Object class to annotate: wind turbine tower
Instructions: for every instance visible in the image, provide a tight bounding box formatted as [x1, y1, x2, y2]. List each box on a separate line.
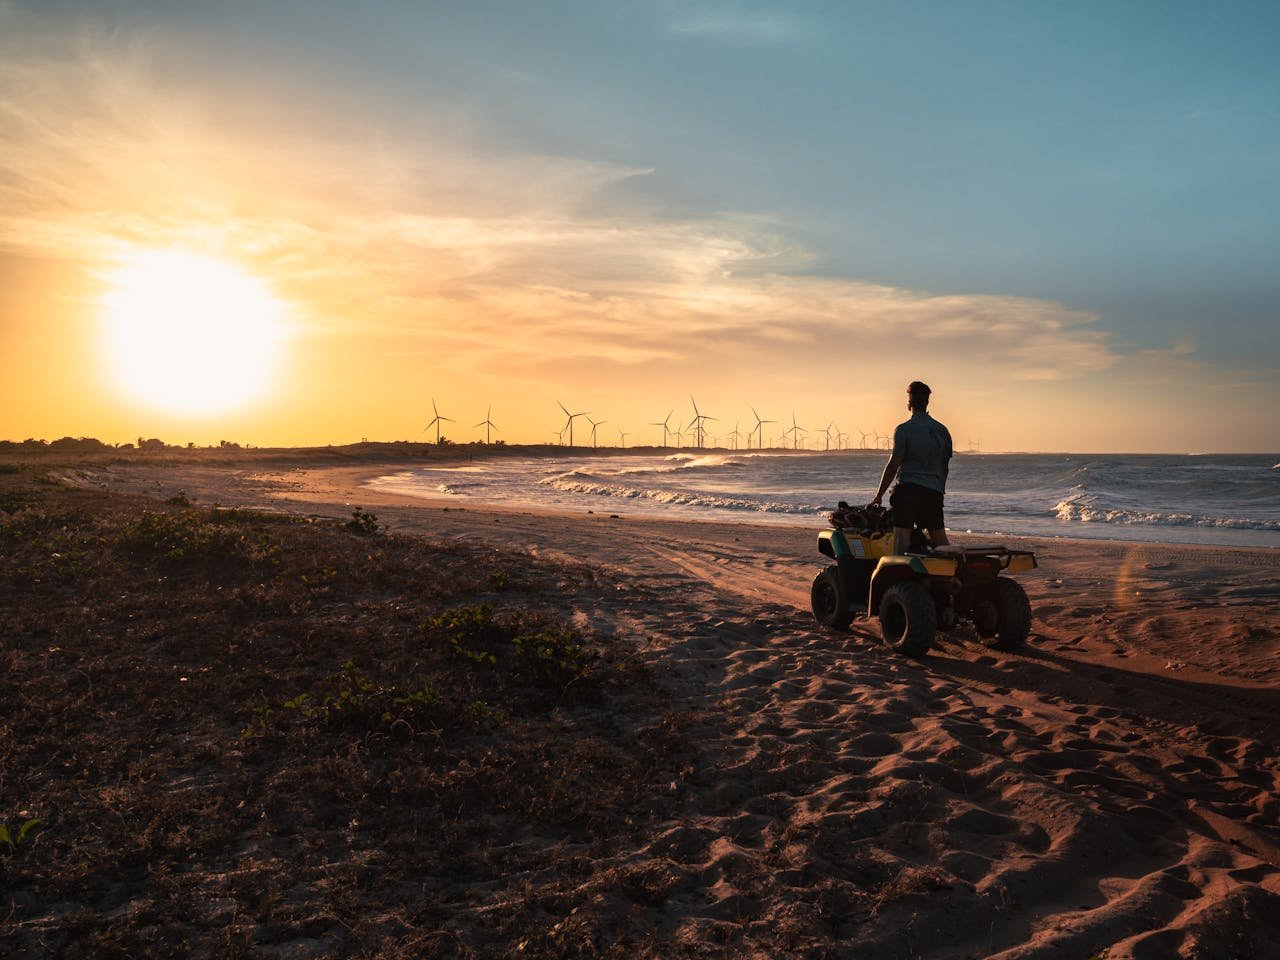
[727, 421, 744, 450]
[784, 413, 805, 450]
[650, 410, 673, 447]
[587, 416, 607, 448]
[751, 408, 776, 450]
[474, 405, 499, 444]
[688, 396, 716, 449]
[557, 401, 589, 448]
[424, 398, 454, 444]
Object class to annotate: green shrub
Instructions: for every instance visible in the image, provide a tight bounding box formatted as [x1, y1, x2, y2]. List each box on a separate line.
[273, 660, 443, 733]
[513, 626, 587, 685]
[425, 604, 504, 666]
[116, 509, 282, 570]
[346, 507, 380, 535]
[116, 510, 244, 567]
[0, 818, 41, 854]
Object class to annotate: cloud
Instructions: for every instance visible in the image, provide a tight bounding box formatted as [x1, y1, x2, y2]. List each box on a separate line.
[0, 6, 1119, 391]
[664, 1, 804, 44]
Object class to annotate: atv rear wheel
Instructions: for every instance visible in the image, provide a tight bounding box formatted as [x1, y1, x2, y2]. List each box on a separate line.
[879, 580, 935, 656]
[811, 565, 853, 630]
[984, 577, 1031, 650]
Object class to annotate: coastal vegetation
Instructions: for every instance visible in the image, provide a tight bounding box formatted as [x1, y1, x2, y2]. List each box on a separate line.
[0, 462, 688, 957]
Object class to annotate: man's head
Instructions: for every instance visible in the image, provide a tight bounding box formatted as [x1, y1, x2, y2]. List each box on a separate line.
[907, 380, 931, 411]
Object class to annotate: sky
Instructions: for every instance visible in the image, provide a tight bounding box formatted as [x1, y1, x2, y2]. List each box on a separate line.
[1, 0, 1277, 452]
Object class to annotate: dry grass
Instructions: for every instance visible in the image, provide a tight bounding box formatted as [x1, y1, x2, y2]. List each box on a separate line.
[0, 464, 691, 958]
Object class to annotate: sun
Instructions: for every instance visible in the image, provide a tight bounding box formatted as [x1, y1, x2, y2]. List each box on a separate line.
[101, 250, 285, 415]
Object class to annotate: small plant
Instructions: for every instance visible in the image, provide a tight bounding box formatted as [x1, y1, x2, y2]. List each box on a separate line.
[241, 702, 274, 739]
[513, 625, 588, 685]
[1, 817, 41, 853]
[464, 699, 508, 726]
[271, 660, 443, 732]
[300, 564, 340, 594]
[425, 604, 503, 666]
[117, 510, 243, 567]
[346, 507, 380, 535]
[485, 569, 510, 591]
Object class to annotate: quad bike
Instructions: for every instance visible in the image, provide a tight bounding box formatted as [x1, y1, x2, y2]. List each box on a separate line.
[810, 502, 1037, 657]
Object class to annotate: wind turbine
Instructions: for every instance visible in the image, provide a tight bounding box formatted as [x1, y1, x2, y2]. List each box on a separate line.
[857, 427, 873, 450]
[558, 401, 588, 448]
[727, 421, 744, 450]
[783, 413, 805, 450]
[688, 396, 716, 449]
[650, 410, 673, 447]
[474, 405, 499, 444]
[587, 416, 607, 448]
[831, 422, 845, 450]
[672, 426, 685, 448]
[424, 398, 454, 444]
[822, 420, 835, 451]
[751, 408, 775, 450]
[618, 427, 630, 448]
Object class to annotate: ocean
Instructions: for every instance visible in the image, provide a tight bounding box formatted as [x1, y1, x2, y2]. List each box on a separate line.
[367, 451, 1280, 549]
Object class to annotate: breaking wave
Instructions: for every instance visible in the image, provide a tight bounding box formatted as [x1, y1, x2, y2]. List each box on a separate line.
[602, 453, 748, 477]
[1053, 493, 1280, 531]
[540, 473, 822, 516]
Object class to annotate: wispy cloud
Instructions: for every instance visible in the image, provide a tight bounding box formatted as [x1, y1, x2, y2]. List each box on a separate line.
[0, 7, 1119, 393]
[664, 1, 804, 44]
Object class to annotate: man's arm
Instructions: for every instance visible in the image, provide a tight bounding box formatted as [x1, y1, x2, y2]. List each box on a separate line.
[871, 455, 902, 505]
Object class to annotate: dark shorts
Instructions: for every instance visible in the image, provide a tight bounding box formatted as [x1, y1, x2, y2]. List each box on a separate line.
[890, 482, 945, 531]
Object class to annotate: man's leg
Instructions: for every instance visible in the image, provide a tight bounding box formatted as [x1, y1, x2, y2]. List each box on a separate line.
[893, 526, 912, 554]
[927, 527, 952, 549]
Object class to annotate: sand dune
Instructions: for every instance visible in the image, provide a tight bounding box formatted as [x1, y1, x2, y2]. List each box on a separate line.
[57, 459, 1280, 957]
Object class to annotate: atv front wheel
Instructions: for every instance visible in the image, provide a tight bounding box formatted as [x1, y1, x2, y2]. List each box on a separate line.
[984, 577, 1032, 650]
[811, 565, 853, 630]
[879, 580, 935, 656]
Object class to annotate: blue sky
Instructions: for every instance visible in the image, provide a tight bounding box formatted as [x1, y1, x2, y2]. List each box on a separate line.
[2, 0, 1277, 449]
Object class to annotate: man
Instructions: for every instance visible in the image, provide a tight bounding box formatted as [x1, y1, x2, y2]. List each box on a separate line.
[871, 381, 953, 554]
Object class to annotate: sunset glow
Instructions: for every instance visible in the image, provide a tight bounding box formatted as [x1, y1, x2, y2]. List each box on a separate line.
[0, 2, 1276, 451]
[100, 251, 284, 415]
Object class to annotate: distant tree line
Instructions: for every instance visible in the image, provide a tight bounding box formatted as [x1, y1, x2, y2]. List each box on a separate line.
[0, 437, 189, 452]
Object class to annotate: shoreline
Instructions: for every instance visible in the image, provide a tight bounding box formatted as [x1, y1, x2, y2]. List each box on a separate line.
[40, 453, 1280, 556]
[11, 444, 1278, 550]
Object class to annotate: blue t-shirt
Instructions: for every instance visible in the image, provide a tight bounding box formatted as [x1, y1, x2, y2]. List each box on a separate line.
[892, 411, 953, 494]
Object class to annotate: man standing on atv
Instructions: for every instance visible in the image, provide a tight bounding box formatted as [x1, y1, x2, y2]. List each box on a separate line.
[871, 381, 953, 554]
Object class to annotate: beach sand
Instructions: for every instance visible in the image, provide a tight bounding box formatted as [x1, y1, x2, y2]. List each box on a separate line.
[34, 455, 1280, 956]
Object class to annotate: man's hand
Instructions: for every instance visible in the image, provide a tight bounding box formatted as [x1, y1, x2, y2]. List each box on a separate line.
[875, 454, 902, 510]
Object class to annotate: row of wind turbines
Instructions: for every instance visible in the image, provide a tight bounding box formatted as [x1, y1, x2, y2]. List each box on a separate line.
[425, 397, 903, 451]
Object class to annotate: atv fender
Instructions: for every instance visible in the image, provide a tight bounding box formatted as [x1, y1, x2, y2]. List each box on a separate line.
[868, 555, 959, 612]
